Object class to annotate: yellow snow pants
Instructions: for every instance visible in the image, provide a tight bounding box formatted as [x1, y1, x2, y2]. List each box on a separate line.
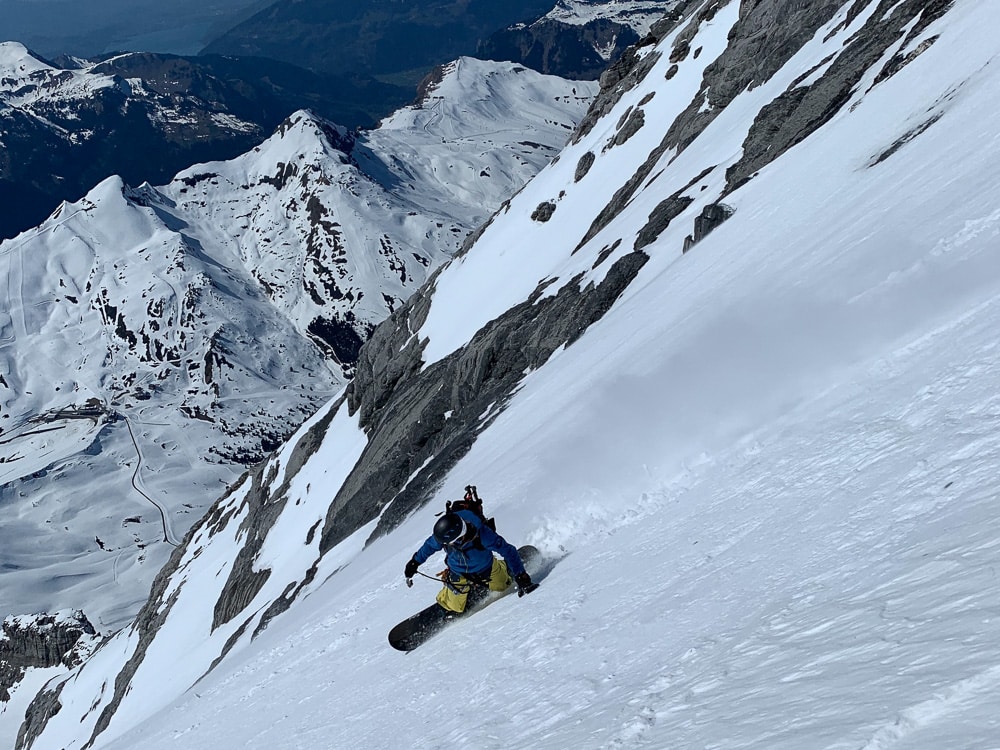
[436, 557, 512, 613]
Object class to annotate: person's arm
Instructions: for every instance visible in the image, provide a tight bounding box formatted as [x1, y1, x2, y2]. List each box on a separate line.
[406, 535, 443, 578]
[478, 525, 526, 578]
[413, 535, 443, 565]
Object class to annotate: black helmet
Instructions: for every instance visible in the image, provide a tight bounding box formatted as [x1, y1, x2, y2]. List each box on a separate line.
[433, 513, 467, 546]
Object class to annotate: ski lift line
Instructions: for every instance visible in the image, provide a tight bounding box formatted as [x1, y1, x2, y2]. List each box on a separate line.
[122, 414, 180, 548]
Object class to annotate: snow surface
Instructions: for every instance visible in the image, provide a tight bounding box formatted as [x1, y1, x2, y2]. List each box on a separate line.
[9, 0, 1000, 748]
[0, 43, 51, 78]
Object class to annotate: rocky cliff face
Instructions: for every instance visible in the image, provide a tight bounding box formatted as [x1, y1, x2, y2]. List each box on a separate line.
[319, 249, 650, 553]
[478, 18, 641, 80]
[576, 0, 950, 252]
[0, 612, 98, 702]
[720, 0, 953, 193]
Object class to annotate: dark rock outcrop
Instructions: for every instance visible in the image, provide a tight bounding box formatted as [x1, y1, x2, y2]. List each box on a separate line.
[611, 107, 647, 149]
[478, 18, 641, 80]
[575, 151, 597, 182]
[683, 202, 735, 252]
[531, 201, 558, 222]
[635, 195, 694, 250]
[14, 682, 64, 750]
[1, 611, 97, 702]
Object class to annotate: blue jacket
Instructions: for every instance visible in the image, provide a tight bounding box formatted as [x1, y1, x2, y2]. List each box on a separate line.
[413, 510, 526, 578]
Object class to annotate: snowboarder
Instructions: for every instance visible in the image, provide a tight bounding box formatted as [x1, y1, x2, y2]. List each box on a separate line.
[404, 505, 539, 614]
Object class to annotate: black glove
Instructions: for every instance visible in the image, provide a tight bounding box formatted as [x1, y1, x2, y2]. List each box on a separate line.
[515, 572, 539, 597]
[404, 558, 419, 579]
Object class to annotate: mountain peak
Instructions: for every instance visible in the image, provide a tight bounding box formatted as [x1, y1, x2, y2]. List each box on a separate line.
[268, 109, 355, 155]
[0, 41, 53, 79]
[0, 40, 35, 60]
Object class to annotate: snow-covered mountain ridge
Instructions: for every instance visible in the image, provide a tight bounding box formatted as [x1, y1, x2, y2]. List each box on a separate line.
[476, 0, 680, 80]
[544, 0, 678, 35]
[0, 42, 121, 109]
[0, 41, 264, 239]
[0, 58, 595, 641]
[8, 0, 1000, 748]
[0, 41, 419, 240]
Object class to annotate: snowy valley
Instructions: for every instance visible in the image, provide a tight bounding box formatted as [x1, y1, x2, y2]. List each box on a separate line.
[5, 0, 1000, 749]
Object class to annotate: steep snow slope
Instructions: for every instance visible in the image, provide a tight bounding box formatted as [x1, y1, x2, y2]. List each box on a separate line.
[0, 59, 595, 632]
[11, 0, 1000, 748]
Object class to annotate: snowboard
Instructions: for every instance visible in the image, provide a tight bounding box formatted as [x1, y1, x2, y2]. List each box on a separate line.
[388, 545, 541, 652]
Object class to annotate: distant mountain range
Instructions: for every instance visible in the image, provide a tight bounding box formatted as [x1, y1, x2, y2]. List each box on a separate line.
[477, 0, 681, 79]
[203, 0, 677, 83]
[1, 3, 678, 240]
[0, 42, 412, 240]
[201, 0, 557, 81]
[478, 17, 641, 80]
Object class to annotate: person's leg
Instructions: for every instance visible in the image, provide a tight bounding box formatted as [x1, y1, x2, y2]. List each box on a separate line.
[436, 573, 470, 613]
[487, 558, 512, 592]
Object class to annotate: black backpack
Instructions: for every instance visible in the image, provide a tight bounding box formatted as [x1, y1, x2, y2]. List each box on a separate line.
[444, 485, 497, 532]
